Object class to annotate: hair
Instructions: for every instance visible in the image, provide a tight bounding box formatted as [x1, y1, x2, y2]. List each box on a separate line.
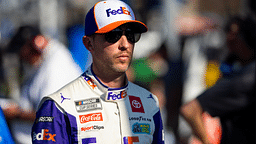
[224, 16, 256, 50]
[7, 25, 41, 53]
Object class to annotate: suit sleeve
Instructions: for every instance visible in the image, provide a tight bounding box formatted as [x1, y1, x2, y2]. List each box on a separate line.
[31, 100, 78, 144]
[152, 110, 165, 144]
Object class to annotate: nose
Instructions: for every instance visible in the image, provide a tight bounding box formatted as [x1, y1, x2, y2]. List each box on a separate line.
[119, 35, 130, 50]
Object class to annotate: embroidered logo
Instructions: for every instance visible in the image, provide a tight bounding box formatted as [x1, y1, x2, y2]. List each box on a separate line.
[132, 123, 150, 134]
[129, 96, 145, 113]
[84, 75, 97, 89]
[32, 129, 56, 142]
[79, 112, 103, 124]
[129, 116, 151, 122]
[60, 93, 70, 103]
[106, 7, 131, 17]
[36, 117, 54, 123]
[81, 125, 104, 132]
[107, 90, 127, 101]
[75, 98, 102, 112]
[147, 94, 156, 102]
[123, 136, 139, 144]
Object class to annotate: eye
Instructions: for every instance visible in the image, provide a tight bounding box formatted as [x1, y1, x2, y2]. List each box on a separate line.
[105, 31, 122, 43]
[125, 31, 135, 43]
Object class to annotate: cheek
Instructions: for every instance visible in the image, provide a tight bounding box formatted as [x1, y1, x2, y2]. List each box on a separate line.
[91, 45, 112, 63]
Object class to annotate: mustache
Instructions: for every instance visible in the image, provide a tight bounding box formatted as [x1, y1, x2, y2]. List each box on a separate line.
[114, 51, 133, 58]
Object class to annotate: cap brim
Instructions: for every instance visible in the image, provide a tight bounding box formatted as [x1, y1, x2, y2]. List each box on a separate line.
[95, 20, 148, 34]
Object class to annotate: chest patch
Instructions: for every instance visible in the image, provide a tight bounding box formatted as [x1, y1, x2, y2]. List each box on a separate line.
[129, 96, 145, 113]
[75, 98, 102, 112]
[132, 123, 151, 134]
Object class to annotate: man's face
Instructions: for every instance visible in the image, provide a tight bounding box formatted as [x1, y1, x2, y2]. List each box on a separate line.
[89, 25, 135, 74]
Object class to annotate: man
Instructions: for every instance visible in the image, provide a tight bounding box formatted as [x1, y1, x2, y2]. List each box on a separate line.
[4, 25, 82, 143]
[180, 16, 255, 144]
[32, 1, 164, 143]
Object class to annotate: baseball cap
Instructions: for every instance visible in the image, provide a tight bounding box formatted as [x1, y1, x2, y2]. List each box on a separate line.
[84, 0, 148, 36]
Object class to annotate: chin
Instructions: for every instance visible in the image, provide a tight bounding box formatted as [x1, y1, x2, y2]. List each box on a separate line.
[113, 64, 129, 73]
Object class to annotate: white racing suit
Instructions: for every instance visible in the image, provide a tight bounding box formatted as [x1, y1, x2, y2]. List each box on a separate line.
[32, 66, 164, 144]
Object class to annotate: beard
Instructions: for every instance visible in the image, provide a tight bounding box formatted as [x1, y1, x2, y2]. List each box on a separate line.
[112, 60, 131, 73]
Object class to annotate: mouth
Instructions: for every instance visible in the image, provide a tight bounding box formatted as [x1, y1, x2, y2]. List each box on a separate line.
[117, 54, 130, 61]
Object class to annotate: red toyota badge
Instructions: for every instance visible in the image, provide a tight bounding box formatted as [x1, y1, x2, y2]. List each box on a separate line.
[129, 96, 145, 113]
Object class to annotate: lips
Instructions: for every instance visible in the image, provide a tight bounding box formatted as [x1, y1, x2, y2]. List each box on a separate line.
[118, 54, 129, 58]
[117, 54, 130, 60]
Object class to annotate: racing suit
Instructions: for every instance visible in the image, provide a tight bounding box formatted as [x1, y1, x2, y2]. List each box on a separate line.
[32, 66, 164, 144]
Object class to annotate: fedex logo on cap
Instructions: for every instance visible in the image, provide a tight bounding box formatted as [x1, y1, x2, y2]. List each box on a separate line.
[106, 7, 131, 17]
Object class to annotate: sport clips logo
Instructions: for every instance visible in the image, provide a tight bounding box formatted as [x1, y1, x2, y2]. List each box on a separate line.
[81, 125, 104, 132]
[106, 7, 131, 17]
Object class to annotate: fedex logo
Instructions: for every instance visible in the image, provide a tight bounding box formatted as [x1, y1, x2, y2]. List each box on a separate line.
[123, 136, 139, 144]
[33, 129, 56, 142]
[106, 7, 131, 17]
[107, 90, 127, 100]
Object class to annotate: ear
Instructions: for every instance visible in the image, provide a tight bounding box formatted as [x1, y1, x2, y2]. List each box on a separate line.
[83, 36, 93, 51]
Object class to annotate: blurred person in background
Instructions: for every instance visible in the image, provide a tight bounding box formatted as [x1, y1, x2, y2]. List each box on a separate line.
[180, 15, 255, 144]
[3, 25, 82, 143]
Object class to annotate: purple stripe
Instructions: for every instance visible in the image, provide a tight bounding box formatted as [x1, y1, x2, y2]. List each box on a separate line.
[82, 137, 96, 144]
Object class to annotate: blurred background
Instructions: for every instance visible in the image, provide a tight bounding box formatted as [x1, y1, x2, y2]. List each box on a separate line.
[0, 0, 255, 143]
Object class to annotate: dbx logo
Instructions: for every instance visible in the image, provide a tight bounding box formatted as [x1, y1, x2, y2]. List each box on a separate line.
[106, 7, 131, 17]
[107, 90, 127, 100]
[33, 129, 56, 142]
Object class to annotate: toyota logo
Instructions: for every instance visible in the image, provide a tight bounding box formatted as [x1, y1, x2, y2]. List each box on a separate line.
[132, 100, 141, 108]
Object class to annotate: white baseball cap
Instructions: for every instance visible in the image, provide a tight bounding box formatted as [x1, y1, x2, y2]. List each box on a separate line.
[84, 0, 148, 36]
